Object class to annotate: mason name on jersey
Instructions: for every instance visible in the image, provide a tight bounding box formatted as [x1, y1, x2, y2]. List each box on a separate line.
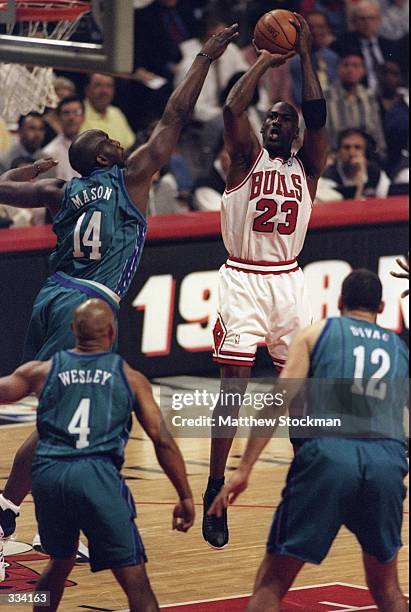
[250, 169, 303, 202]
[58, 368, 113, 386]
[70, 185, 114, 209]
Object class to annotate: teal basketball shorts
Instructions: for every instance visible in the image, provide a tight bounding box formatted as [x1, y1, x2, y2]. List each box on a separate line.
[267, 438, 408, 564]
[22, 277, 119, 362]
[32, 456, 147, 572]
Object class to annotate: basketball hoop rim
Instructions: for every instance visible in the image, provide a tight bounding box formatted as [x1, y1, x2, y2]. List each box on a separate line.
[0, 1, 91, 22]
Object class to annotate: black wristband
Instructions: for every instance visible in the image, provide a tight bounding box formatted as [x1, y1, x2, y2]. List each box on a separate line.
[197, 52, 213, 63]
[301, 99, 327, 129]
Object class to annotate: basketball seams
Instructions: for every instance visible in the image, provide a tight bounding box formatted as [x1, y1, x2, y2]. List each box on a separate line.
[255, 9, 297, 54]
[256, 21, 291, 53]
[272, 15, 296, 48]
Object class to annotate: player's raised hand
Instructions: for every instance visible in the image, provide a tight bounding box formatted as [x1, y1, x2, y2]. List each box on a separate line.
[252, 41, 296, 68]
[291, 13, 312, 56]
[172, 498, 195, 532]
[33, 158, 59, 175]
[208, 468, 250, 518]
[390, 254, 409, 298]
[200, 23, 239, 61]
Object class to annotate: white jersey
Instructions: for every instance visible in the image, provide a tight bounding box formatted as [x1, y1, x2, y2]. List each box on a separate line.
[221, 148, 312, 263]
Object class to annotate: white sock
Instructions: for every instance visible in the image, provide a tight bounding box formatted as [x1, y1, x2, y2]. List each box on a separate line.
[0, 494, 20, 516]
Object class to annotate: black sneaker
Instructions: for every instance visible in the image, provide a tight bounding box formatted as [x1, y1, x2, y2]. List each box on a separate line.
[0, 508, 17, 582]
[202, 488, 229, 549]
[0, 507, 17, 539]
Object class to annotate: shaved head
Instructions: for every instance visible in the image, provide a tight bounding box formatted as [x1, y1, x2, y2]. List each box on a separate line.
[72, 299, 115, 344]
[269, 102, 299, 126]
[68, 129, 107, 176]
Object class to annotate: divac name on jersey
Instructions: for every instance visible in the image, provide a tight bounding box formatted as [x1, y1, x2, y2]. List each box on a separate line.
[58, 369, 113, 386]
[350, 325, 390, 342]
[70, 185, 113, 209]
[250, 170, 303, 202]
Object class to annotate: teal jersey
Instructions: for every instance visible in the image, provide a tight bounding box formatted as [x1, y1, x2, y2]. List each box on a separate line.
[35, 350, 135, 463]
[308, 316, 409, 439]
[50, 165, 147, 297]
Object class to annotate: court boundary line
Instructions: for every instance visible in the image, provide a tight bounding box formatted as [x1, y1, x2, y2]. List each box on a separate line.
[0, 422, 35, 429]
[159, 582, 391, 608]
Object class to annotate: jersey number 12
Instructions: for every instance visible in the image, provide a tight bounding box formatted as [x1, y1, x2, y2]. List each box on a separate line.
[351, 346, 391, 400]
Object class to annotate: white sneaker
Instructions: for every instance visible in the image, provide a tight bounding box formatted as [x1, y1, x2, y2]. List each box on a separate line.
[32, 533, 89, 562]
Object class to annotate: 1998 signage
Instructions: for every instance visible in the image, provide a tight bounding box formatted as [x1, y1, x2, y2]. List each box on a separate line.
[118, 223, 408, 377]
[0, 217, 408, 377]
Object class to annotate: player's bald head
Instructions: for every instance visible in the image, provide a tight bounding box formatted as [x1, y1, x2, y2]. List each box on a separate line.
[269, 102, 299, 127]
[72, 299, 115, 343]
[69, 129, 107, 176]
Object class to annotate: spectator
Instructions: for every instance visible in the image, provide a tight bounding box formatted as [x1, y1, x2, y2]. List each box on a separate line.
[0, 113, 46, 173]
[324, 53, 386, 154]
[289, 11, 339, 106]
[43, 96, 84, 181]
[377, 0, 409, 41]
[331, 0, 401, 91]
[175, 14, 249, 125]
[43, 77, 78, 145]
[53, 76, 76, 100]
[377, 61, 409, 177]
[308, 0, 346, 36]
[193, 137, 229, 211]
[148, 167, 189, 215]
[322, 128, 391, 198]
[175, 12, 249, 177]
[119, 0, 199, 132]
[81, 73, 135, 150]
[134, 0, 196, 80]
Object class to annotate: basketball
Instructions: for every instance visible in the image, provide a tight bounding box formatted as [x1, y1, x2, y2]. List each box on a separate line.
[254, 9, 297, 55]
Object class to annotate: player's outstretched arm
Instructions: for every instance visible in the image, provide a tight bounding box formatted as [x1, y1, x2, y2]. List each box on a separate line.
[293, 13, 328, 200]
[0, 361, 49, 403]
[127, 367, 195, 532]
[124, 24, 239, 211]
[0, 159, 64, 216]
[224, 47, 294, 187]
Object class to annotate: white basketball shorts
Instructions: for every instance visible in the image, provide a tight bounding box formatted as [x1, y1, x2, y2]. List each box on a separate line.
[212, 257, 312, 369]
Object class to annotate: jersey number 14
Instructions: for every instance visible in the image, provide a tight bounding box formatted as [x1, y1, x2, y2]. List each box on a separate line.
[73, 211, 102, 260]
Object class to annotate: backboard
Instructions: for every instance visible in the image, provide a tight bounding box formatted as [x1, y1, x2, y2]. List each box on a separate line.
[0, 0, 134, 74]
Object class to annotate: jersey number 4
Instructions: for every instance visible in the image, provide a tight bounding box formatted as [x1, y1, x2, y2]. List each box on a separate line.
[68, 398, 91, 449]
[252, 199, 298, 234]
[73, 211, 102, 260]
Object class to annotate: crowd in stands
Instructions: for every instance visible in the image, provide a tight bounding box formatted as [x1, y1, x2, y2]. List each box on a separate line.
[0, 0, 409, 226]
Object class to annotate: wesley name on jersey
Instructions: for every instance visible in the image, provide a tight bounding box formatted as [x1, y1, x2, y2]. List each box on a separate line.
[58, 368, 112, 386]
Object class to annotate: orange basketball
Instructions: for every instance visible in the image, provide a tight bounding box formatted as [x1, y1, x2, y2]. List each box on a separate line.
[254, 9, 297, 55]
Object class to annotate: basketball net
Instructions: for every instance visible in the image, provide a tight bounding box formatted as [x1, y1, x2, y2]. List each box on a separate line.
[0, 1, 91, 123]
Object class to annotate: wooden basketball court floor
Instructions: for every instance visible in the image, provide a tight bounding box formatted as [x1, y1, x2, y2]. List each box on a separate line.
[0, 412, 408, 611]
